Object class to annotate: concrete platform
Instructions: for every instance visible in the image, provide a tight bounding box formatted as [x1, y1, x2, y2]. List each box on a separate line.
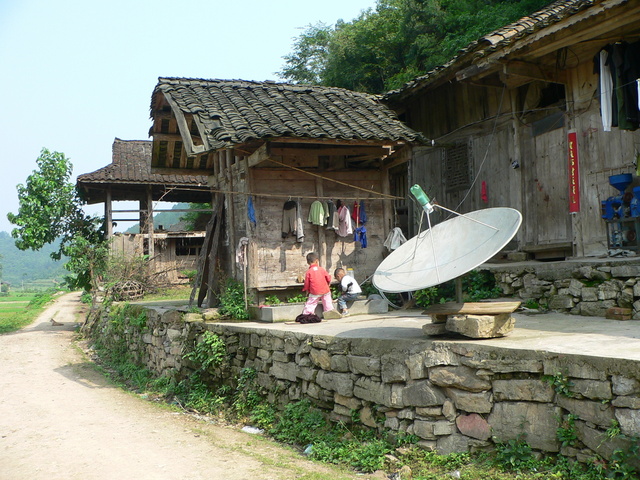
[215, 309, 640, 362]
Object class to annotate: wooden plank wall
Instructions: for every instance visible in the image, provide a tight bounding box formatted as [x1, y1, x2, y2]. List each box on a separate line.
[568, 61, 640, 255]
[405, 59, 640, 256]
[248, 169, 388, 289]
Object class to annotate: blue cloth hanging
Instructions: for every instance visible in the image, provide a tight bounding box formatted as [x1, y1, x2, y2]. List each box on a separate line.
[354, 226, 367, 248]
[359, 201, 367, 224]
[247, 196, 257, 226]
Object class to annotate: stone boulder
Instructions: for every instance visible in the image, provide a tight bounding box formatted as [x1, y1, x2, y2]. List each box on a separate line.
[445, 314, 515, 338]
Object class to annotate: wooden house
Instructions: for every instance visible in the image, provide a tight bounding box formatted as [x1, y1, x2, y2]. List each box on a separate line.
[149, 78, 425, 304]
[384, 0, 640, 259]
[77, 138, 212, 284]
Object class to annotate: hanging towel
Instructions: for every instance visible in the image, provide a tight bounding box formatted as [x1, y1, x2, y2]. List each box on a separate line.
[481, 181, 488, 203]
[384, 227, 407, 251]
[235, 237, 249, 269]
[295, 199, 304, 243]
[247, 196, 257, 227]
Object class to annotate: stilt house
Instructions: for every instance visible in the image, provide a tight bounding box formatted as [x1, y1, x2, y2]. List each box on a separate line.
[149, 78, 425, 304]
[77, 138, 212, 284]
[384, 0, 640, 259]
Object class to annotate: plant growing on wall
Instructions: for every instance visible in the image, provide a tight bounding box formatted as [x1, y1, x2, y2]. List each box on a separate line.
[182, 331, 226, 374]
[218, 279, 249, 319]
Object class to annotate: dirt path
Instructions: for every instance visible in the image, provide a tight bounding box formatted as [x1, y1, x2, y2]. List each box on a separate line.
[0, 292, 362, 480]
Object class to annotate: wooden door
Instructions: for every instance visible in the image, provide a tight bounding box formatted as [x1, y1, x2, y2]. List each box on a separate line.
[523, 127, 572, 251]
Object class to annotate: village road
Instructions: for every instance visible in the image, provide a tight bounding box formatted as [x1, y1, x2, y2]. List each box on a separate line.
[0, 292, 360, 480]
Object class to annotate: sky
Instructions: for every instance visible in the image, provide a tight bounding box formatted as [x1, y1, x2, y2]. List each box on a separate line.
[0, 0, 377, 233]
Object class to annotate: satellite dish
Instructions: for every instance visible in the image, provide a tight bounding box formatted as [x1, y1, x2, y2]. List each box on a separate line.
[373, 207, 522, 293]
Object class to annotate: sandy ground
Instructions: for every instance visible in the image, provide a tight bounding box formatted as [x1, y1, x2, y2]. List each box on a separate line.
[0, 292, 363, 480]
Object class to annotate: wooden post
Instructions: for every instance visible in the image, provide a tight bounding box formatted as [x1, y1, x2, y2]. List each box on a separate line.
[455, 277, 463, 303]
[146, 186, 155, 260]
[315, 176, 326, 267]
[105, 188, 113, 239]
[381, 167, 392, 237]
[190, 192, 223, 308]
[226, 149, 237, 278]
[205, 195, 224, 308]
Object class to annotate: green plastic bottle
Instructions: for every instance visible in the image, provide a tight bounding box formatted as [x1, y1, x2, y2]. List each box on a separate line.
[410, 184, 434, 214]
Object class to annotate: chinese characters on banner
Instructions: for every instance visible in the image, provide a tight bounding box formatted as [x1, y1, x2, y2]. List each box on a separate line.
[568, 131, 580, 213]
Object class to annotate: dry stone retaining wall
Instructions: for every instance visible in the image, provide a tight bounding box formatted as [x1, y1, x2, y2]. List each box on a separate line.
[88, 304, 640, 464]
[487, 261, 640, 319]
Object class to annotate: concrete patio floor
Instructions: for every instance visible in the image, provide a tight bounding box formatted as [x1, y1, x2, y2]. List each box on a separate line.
[213, 309, 640, 362]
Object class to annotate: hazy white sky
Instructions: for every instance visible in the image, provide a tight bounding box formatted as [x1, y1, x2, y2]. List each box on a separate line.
[0, 0, 376, 233]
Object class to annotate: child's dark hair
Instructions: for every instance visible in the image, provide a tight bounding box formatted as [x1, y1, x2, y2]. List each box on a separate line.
[306, 252, 319, 264]
[334, 268, 345, 277]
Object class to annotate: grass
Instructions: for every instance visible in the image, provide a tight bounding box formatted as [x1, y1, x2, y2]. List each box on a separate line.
[142, 285, 192, 302]
[0, 290, 59, 334]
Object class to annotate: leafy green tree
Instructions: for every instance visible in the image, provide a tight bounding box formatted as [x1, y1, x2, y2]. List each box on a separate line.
[280, 0, 552, 93]
[7, 148, 106, 290]
[180, 203, 212, 231]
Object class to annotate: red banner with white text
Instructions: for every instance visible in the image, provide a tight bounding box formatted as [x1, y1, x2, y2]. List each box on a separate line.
[568, 130, 580, 213]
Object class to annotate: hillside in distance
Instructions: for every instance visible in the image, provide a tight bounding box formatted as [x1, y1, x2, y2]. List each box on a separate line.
[0, 231, 67, 287]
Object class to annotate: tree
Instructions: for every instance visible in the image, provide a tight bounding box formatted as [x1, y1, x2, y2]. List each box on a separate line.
[7, 148, 106, 290]
[279, 0, 552, 93]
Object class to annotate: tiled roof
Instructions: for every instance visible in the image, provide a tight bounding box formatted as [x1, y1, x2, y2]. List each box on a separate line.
[385, 0, 601, 99]
[152, 78, 426, 151]
[77, 138, 208, 185]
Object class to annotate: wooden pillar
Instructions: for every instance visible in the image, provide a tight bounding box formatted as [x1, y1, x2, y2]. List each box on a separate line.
[146, 186, 155, 259]
[226, 149, 237, 278]
[381, 167, 392, 237]
[315, 176, 326, 267]
[105, 188, 113, 239]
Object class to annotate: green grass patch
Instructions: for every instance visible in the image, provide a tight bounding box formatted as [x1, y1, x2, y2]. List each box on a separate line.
[0, 290, 60, 334]
[141, 285, 191, 301]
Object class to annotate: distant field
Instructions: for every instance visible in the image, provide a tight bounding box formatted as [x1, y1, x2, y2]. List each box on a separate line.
[0, 292, 50, 334]
[0, 293, 38, 303]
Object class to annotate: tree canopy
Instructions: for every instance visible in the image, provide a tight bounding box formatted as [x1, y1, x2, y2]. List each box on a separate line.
[279, 0, 552, 93]
[7, 148, 105, 290]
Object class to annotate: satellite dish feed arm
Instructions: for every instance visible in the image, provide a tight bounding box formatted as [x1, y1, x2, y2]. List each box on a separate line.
[433, 203, 499, 231]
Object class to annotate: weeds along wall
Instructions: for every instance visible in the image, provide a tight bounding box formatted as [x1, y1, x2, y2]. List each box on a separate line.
[86, 303, 640, 465]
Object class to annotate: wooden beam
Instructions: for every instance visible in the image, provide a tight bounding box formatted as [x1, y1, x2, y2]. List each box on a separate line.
[151, 133, 186, 142]
[274, 137, 396, 147]
[500, 60, 567, 86]
[423, 301, 521, 315]
[162, 93, 206, 157]
[150, 167, 212, 176]
[270, 146, 390, 158]
[247, 143, 270, 168]
[456, 63, 492, 82]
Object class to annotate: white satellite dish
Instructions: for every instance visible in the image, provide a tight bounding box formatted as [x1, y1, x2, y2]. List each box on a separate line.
[373, 207, 522, 293]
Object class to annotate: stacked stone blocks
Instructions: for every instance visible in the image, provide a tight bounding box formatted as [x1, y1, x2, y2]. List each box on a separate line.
[89, 305, 640, 464]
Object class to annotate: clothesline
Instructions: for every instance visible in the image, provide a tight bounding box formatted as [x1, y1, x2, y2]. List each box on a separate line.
[157, 185, 405, 201]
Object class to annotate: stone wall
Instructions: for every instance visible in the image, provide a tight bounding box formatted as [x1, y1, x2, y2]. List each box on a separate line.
[87, 304, 640, 464]
[486, 260, 640, 319]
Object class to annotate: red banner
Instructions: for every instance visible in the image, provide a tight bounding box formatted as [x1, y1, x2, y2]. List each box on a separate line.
[568, 131, 580, 213]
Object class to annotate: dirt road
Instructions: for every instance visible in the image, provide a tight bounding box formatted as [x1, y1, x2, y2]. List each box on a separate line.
[0, 292, 361, 480]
